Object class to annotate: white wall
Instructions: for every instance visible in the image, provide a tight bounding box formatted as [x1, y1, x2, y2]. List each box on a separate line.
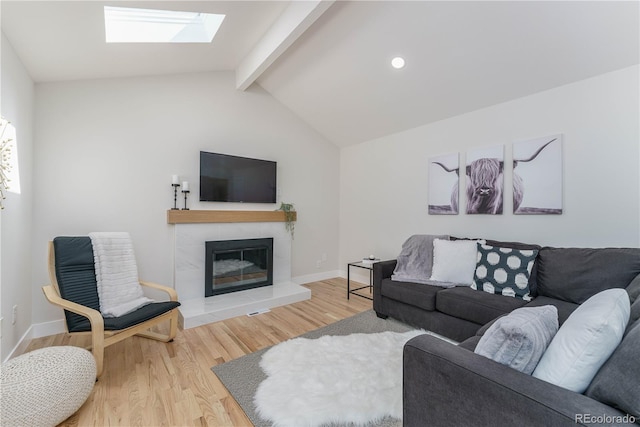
[32, 71, 340, 327]
[339, 66, 640, 269]
[0, 33, 35, 360]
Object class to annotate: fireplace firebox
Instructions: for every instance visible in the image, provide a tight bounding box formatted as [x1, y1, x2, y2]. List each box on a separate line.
[205, 238, 273, 297]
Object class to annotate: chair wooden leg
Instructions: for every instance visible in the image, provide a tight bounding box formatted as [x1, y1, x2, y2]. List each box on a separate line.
[168, 311, 178, 340]
[135, 330, 173, 342]
[134, 310, 179, 342]
[91, 329, 105, 378]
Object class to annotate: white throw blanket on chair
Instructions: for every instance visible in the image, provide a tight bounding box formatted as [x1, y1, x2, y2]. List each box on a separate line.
[89, 232, 153, 318]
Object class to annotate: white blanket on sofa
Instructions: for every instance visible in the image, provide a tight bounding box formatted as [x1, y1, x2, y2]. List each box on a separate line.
[89, 232, 153, 318]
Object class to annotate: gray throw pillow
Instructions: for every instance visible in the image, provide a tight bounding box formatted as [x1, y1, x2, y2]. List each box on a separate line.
[474, 305, 558, 374]
[586, 320, 640, 418]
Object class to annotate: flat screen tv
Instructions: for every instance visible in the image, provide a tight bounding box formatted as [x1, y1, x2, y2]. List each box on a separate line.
[200, 151, 277, 203]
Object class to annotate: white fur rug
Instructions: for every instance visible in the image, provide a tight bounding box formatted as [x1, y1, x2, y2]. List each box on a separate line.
[254, 330, 424, 427]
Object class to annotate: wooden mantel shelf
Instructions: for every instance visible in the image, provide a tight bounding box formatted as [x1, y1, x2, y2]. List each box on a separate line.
[167, 210, 297, 224]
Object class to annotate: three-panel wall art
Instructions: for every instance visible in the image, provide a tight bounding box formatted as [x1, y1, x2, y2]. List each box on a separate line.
[428, 135, 563, 215]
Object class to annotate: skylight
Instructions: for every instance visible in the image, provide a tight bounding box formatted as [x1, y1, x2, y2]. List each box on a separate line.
[104, 6, 225, 43]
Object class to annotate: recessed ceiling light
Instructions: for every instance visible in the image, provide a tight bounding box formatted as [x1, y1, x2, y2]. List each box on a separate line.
[391, 57, 405, 69]
[104, 6, 225, 43]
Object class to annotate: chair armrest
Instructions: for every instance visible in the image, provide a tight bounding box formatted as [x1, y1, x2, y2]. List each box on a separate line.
[139, 281, 178, 301]
[403, 334, 628, 427]
[372, 259, 397, 312]
[42, 285, 104, 330]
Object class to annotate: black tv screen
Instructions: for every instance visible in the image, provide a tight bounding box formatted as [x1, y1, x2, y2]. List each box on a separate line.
[200, 151, 277, 203]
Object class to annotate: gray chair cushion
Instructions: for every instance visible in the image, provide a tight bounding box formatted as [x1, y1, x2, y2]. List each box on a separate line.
[68, 301, 181, 333]
[53, 237, 101, 331]
[585, 320, 640, 418]
[436, 287, 527, 325]
[536, 247, 640, 304]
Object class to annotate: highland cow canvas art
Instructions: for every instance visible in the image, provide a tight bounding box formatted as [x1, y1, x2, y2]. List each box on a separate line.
[428, 153, 459, 215]
[512, 135, 563, 214]
[464, 145, 505, 215]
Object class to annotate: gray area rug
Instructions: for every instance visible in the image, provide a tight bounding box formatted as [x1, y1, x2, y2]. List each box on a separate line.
[211, 310, 418, 427]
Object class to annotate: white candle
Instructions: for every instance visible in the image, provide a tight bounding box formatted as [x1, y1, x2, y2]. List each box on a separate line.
[182, 181, 189, 192]
[172, 175, 179, 185]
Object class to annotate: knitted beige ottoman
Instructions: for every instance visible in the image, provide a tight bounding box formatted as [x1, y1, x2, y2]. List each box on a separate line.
[1, 346, 96, 427]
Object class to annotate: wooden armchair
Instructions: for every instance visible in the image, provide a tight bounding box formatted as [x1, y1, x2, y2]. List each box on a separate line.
[42, 237, 180, 377]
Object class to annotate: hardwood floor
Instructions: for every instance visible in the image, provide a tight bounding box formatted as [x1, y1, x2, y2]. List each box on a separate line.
[24, 278, 373, 427]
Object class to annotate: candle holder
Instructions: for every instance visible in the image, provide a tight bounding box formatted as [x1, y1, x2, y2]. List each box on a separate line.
[171, 184, 180, 210]
[182, 190, 190, 210]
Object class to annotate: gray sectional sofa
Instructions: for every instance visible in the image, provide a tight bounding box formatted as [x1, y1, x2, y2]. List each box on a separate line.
[372, 238, 640, 426]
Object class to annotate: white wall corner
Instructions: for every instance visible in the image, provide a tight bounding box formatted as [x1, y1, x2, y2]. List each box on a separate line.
[3, 325, 34, 362]
[292, 269, 342, 285]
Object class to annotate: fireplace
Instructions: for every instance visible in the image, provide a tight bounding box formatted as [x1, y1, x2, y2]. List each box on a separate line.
[205, 238, 274, 297]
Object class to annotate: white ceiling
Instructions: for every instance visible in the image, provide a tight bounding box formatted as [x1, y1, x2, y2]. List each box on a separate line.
[2, 1, 639, 147]
[0, 1, 289, 81]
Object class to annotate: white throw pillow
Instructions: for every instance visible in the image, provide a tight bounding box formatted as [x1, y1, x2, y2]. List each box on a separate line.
[430, 239, 483, 285]
[532, 288, 630, 393]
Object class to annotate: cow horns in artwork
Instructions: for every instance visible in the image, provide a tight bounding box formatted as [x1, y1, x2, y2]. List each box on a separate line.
[432, 138, 556, 214]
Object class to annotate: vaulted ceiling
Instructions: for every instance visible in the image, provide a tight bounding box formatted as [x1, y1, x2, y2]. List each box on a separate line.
[2, 1, 639, 147]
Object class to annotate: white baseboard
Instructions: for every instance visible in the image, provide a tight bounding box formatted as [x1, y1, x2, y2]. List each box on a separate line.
[3, 325, 34, 362]
[31, 318, 66, 339]
[292, 270, 342, 285]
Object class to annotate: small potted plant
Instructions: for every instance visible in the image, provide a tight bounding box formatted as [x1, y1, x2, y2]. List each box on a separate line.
[277, 202, 296, 239]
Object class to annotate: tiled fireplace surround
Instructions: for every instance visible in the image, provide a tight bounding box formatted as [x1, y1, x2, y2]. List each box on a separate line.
[170, 211, 311, 329]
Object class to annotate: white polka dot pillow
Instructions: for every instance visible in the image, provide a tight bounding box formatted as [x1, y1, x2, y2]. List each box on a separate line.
[472, 243, 539, 301]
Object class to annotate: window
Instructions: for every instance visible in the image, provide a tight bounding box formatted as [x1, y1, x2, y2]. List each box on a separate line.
[0, 117, 20, 202]
[104, 6, 225, 43]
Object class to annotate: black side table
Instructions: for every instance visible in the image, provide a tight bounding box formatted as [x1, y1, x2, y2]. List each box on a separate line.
[347, 260, 379, 300]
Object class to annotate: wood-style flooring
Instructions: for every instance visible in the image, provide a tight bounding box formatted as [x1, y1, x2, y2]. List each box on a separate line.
[24, 278, 373, 427]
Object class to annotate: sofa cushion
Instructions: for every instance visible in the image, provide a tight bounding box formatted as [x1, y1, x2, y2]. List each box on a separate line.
[627, 272, 640, 304]
[586, 320, 640, 418]
[458, 335, 481, 351]
[627, 298, 640, 336]
[472, 243, 538, 301]
[522, 296, 579, 326]
[536, 247, 640, 304]
[380, 278, 438, 311]
[436, 287, 527, 326]
[431, 239, 483, 285]
[532, 289, 630, 393]
[474, 305, 558, 374]
[475, 295, 577, 336]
